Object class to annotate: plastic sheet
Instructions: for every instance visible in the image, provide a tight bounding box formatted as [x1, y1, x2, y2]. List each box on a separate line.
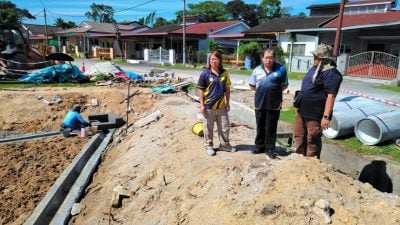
[19, 64, 89, 83]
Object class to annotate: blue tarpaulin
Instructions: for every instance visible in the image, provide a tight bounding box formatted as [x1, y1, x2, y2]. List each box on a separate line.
[125, 71, 144, 80]
[19, 64, 89, 84]
[152, 84, 176, 94]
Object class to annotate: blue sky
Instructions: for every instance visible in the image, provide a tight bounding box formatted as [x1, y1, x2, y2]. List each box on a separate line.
[12, 0, 340, 25]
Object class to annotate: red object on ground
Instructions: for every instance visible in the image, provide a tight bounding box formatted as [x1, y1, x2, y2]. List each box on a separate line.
[116, 72, 129, 79]
[81, 62, 86, 72]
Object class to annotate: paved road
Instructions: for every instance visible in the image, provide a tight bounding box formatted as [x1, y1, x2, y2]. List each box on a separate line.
[73, 58, 400, 108]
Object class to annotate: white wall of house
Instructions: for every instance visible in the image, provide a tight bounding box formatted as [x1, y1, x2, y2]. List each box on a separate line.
[279, 33, 318, 72]
[279, 33, 318, 56]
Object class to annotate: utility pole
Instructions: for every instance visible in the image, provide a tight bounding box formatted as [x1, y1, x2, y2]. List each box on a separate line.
[44, 8, 49, 49]
[182, 0, 186, 65]
[333, 0, 346, 58]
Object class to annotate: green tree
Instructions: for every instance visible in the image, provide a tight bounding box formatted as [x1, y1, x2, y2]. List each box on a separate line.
[54, 18, 76, 29]
[298, 12, 306, 17]
[153, 17, 173, 28]
[85, 3, 115, 23]
[226, 0, 262, 26]
[260, 0, 282, 19]
[186, 1, 227, 22]
[0, 1, 35, 26]
[138, 11, 156, 26]
[207, 39, 223, 53]
[280, 6, 292, 17]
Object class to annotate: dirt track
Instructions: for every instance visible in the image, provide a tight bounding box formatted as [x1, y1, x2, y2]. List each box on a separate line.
[1, 85, 400, 225]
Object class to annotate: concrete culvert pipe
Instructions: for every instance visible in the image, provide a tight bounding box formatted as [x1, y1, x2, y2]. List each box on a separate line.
[355, 111, 400, 145]
[323, 106, 390, 139]
[333, 99, 379, 112]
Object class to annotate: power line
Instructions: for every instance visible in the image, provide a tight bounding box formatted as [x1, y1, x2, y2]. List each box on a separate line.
[45, 9, 87, 18]
[115, 0, 156, 13]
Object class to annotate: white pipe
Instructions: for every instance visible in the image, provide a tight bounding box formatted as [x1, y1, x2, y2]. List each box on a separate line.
[323, 106, 390, 139]
[354, 110, 400, 145]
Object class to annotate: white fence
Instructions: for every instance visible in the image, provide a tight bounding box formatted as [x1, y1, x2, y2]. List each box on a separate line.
[144, 47, 175, 65]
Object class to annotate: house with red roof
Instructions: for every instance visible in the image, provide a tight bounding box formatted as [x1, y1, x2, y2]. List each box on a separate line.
[287, 0, 400, 79]
[130, 20, 249, 63]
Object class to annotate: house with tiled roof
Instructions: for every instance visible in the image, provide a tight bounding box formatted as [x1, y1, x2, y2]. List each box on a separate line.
[56, 21, 149, 58]
[131, 20, 249, 63]
[22, 24, 63, 45]
[287, 0, 400, 79]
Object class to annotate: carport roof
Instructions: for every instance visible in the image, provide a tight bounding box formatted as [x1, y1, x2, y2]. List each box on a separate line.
[171, 21, 239, 34]
[135, 24, 182, 36]
[243, 16, 333, 34]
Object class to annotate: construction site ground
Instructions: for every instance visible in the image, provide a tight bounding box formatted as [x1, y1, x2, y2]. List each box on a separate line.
[1, 83, 400, 225]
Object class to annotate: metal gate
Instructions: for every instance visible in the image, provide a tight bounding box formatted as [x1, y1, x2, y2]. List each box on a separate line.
[149, 47, 169, 64]
[347, 51, 399, 80]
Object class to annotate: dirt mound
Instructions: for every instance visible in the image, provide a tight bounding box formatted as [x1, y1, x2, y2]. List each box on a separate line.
[70, 95, 400, 225]
[0, 86, 159, 225]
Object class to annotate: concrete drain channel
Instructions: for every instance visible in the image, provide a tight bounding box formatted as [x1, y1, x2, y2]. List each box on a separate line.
[0, 112, 124, 225]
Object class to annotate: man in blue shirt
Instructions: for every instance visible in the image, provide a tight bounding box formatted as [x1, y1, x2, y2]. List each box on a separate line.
[249, 48, 288, 158]
[61, 104, 90, 136]
[294, 44, 342, 158]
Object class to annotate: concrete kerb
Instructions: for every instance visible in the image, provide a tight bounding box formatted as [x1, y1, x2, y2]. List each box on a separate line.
[51, 129, 115, 225]
[0, 131, 61, 144]
[23, 130, 114, 225]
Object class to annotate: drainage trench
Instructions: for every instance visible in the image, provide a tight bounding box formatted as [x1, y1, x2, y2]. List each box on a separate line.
[22, 129, 114, 225]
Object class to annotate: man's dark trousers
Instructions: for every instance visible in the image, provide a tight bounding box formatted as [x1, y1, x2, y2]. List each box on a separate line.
[255, 109, 280, 151]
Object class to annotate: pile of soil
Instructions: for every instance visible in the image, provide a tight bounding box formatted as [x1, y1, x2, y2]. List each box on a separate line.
[70, 95, 399, 225]
[1, 85, 399, 225]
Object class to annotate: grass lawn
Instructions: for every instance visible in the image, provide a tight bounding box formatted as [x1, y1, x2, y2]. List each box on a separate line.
[279, 106, 400, 163]
[379, 84, 400, 93]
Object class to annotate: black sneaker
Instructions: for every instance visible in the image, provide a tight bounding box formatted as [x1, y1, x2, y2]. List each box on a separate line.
[251, 148, 264, 154]
[266, 149, 277, 159]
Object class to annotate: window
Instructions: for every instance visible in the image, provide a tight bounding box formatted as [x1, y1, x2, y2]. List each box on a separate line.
[340, 44, 352, 54]
[287, 44, 306, 56]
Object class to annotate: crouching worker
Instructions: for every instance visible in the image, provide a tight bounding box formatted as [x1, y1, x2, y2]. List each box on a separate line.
[60, 104, 90, 137]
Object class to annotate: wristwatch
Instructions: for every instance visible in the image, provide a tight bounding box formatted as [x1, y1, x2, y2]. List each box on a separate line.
[323, 115, 330, 120]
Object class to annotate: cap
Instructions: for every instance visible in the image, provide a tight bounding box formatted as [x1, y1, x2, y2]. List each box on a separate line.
[311, 44, 334, 59]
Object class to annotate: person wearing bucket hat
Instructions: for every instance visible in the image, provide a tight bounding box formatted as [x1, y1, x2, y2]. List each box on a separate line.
[60, 104, 90, 137]
[249, 48, 288, 159]
[294, 43, 342, 158]
[197, 51, 234, 156]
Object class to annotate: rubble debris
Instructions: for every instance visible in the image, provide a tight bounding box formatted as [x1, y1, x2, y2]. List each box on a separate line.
[133, 110, 163, 128]
[95, 80, 113, 86]
[42, 99, 53, 106]
[111, 186, 132, 208]
[91, 98, 99, 107]
[71, 203, 85, 216]
[313, 199, 332, 224]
